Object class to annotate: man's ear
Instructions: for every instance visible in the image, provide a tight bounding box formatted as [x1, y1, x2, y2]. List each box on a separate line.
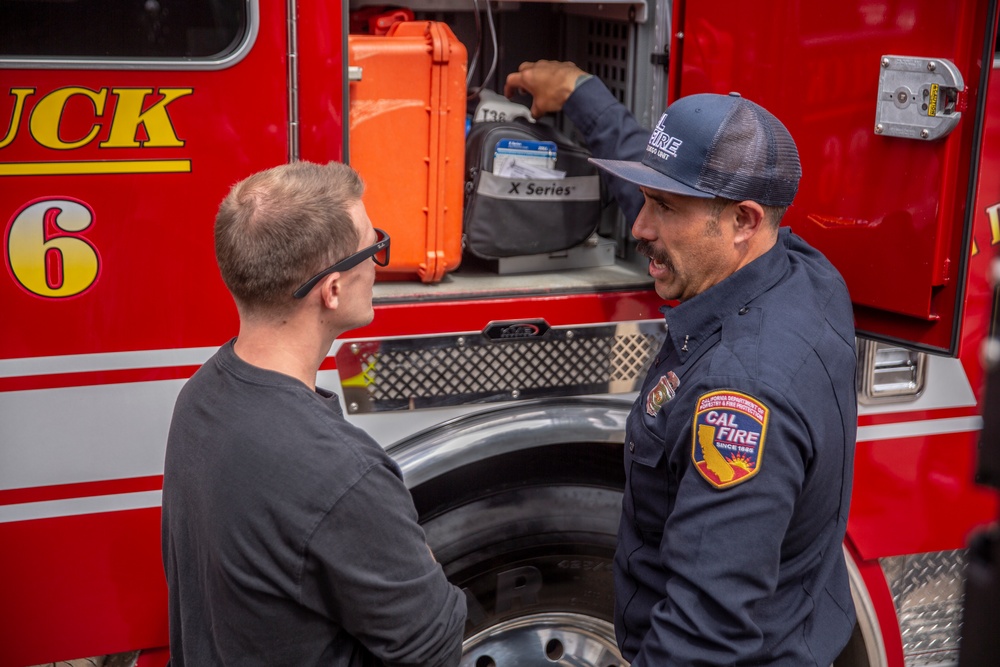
[318, 272, 341, 311]
[732, 200, 766, 244]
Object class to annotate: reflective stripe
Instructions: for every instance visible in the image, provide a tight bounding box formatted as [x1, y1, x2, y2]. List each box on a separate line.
[0, 490, 162, 524]
[476, 172, 600, 201]
[0, 347, 216, 378]
[856, 416, 982, 442]
[0, 415, 985, 522]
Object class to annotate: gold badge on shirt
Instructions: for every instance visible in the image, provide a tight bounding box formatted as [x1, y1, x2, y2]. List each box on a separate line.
[645, 371, 680, 416]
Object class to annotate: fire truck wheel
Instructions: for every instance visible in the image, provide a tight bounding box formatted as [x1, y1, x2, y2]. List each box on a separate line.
[422, 482, 874, 667]
[422, 484, 625, 667]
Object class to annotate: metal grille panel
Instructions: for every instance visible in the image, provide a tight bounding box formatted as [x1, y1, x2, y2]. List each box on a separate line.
[337, 322, 666, 413]
[583, 19, 630, 105]
[562, 14, 632, 108]
[881, 550, 967, 666]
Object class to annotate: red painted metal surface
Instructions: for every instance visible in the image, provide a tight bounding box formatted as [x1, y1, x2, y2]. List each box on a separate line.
[846, 58, 1000, 560]
[672, 0, 994, 355]
[0, 2, 302, 663]
[135, 647, 171, 667]
[0, 4, 289, 362]
[358, 289, 666, 339]
[850, 431, 998, 559]
[0, 287, 661, 665]
[672, 2, 999, 657]
[1, 0, 998, 664]
[297, 0, 347, 164]
[0, 509, 167, 667]
[844, 539, 906, 667]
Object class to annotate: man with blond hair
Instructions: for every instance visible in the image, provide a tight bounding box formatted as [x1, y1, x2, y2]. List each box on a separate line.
[162, 161, 467, 666]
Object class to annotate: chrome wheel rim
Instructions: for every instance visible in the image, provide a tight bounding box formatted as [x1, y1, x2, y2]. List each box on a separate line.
[461, 612, 627, 667]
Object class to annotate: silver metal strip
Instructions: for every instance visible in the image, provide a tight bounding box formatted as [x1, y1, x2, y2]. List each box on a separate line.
[845, 547, 889, 667]
[0, 491, 162, 524]
[337, 320, 667, 413]
[881, 550, 967, 664]
[390, 398, 633, 487]
[0, 347, 217, 379]
[0, 1, 260, 71]
[856, 416, 982, 442]
[287, 0, 300, 162]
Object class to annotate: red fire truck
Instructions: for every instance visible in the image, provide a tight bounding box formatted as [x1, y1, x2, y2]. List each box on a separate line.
[2, 0, 998, 665]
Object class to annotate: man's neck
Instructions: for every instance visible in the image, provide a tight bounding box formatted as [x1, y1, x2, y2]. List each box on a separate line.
[734, 227, 779, 273]
[232, 320, 334, 391]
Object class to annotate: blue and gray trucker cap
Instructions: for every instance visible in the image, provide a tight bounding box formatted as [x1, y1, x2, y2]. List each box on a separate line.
[590, 92, 801, 208]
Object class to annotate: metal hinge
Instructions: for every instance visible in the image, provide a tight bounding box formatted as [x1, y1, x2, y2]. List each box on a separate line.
[649, 49, 668, 72]
[856, 339, 926, 404]
[874, 55, 965, 140]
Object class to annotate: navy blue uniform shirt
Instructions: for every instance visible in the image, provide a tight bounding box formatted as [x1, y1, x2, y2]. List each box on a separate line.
[615, 228, 857, 665]
[563, 76, 649, 223]
[564, 77, 858, 664]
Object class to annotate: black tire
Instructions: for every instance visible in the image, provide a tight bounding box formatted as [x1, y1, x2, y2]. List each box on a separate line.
[422, 483, 875, 667]
[422, 484, 628, 667]
[833, 622, 872, 667]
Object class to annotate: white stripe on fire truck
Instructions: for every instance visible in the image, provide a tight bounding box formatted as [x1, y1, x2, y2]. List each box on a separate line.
[0, 490, 162, 524]
[0, 416, 984, 524]
[0, 347, 218, 378]
[856, 415, 983, 442]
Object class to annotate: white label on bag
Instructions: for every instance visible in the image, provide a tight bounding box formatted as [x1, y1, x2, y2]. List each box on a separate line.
[493, 139, 558, 175]
[476, 172, 600, 201]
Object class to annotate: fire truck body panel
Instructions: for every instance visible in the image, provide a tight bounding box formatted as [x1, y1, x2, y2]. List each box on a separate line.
[1, 3, 285, 361]
[672, 0, 993, 355]
[1, 0, 999, 665]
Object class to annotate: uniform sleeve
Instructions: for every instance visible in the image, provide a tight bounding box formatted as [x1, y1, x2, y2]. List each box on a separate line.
[633, 381, 809, 666]
[302, 462, 467, 667]
[562, 76, 648, 223]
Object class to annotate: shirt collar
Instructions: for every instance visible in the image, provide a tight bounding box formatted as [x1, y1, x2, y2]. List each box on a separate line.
[661, 227, 792, 364]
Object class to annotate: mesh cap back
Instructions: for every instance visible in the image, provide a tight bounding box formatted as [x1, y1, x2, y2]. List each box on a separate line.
[591, 93, 801, 208]
[699, 98, 801, 207]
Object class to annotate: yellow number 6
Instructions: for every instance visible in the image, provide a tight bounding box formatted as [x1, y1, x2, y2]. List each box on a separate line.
[6, 198, 100, 298]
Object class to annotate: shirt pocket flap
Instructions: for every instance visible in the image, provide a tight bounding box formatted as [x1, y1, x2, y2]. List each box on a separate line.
[630, 428, 666, 468]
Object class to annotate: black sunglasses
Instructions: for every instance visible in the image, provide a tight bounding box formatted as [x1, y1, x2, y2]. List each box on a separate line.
[292, 228, 390, 298]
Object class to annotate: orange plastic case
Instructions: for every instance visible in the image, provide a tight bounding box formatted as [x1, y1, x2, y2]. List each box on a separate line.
[348, 21, 468, 283]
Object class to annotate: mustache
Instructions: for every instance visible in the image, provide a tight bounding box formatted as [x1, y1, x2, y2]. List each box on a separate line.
[636, 240, 672, 268]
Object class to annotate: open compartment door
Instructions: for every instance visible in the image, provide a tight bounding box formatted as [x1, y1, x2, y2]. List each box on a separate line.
[672, 0, 997, 355]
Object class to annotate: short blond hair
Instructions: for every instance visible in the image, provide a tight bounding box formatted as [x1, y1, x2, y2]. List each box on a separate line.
[214, 161, 364, 314]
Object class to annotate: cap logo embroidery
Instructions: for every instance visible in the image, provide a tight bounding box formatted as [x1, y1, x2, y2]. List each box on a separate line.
[691, 390, 769, 489]
[647, 115, 683, 161]
[645, 371, 680, 416]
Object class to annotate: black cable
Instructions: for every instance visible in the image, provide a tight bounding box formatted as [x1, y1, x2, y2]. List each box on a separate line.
[466, 0, 482, 90]
[467, 0, 498, 98]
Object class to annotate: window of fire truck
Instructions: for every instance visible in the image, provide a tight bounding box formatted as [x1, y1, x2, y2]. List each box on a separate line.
[0, 0, 249, 59]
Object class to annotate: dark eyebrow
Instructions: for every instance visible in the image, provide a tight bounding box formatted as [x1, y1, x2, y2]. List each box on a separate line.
[641, 187, 674, 206]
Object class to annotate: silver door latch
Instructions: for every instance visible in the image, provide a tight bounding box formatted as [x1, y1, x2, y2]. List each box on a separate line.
[875, 55, 965, 140]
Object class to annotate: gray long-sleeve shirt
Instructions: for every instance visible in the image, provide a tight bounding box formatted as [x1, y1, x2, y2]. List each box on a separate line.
[162, 340, 467, 666]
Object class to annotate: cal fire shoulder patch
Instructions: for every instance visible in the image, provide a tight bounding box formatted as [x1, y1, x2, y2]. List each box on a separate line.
[691, 390, 769, 489]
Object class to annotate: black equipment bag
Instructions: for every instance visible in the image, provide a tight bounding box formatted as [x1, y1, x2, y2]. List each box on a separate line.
[463, 118, 601, 259]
